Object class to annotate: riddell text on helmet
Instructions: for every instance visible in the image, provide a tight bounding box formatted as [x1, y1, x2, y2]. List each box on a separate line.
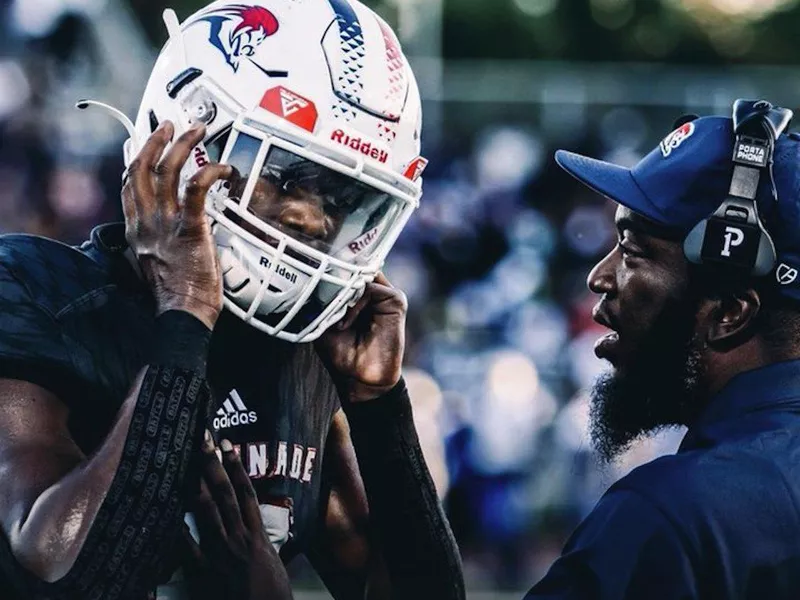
[260, 256, 299, 284]
[330, 129, 389, 164]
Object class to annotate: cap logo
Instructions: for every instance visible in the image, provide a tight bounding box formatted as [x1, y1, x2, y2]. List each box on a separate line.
[660, 122, 695, 158]
[777, 263, 798, 285]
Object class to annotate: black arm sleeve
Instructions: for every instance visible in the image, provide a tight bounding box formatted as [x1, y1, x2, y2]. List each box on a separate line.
[7, 311, 213, 600]
[343, 379, 465, 600]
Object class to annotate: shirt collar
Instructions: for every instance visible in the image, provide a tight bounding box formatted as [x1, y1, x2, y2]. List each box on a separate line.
[85, 223, 147, 292]
[680, 358, 800, 451]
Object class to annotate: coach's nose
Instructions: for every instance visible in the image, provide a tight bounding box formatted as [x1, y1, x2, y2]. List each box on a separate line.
[587, 247, 618, 297]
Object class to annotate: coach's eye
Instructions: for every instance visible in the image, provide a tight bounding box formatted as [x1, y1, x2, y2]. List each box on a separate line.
[618, 241, 644, 259]
[242, 46, 255, 57]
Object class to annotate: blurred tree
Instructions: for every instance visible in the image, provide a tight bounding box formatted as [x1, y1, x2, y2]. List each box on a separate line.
[441, 0, 800, 65]
[127, 0, 800, 65]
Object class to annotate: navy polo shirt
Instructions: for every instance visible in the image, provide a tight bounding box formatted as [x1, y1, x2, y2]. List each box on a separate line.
[525, 359, 800, 599]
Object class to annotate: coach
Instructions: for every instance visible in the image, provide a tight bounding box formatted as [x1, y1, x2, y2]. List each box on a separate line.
[525, 100, 800, 599]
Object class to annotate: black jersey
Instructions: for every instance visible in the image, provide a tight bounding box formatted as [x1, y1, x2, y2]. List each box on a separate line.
[0, 224, 340, 595]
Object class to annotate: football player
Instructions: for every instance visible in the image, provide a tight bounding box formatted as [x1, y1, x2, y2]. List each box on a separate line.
[0, 1, 463, 599]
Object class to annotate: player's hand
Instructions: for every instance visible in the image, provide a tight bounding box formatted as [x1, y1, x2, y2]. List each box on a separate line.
[122, 121, 233, 330]
[316, 273, 407, 402]
[181, 432, 294, 600]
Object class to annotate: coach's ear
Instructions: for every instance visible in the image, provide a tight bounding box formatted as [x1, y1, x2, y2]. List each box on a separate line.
[702, 288, 761, 348]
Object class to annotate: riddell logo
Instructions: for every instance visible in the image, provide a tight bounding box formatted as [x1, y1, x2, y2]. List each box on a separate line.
[348, 226, 379, 255]
[194, 146, 210, 169]
[259, 255, 298, 284]
[213, 389, 258, 430]
[330, 130, 389, 164]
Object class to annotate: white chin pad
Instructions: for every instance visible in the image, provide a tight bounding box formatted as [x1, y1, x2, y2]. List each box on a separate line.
[217, 234, 310, 316]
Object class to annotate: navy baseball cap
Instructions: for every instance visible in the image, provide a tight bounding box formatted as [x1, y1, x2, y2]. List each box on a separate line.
[556, 116, 800, 300]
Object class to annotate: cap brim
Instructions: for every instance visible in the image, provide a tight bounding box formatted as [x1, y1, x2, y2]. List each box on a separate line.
[555, 150, 665, 225]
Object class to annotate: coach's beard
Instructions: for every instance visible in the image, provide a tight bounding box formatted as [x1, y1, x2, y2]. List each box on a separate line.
[589, 299, 707, 465]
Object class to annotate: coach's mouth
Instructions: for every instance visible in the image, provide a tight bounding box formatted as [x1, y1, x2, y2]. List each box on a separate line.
[592, 304, 621, 363]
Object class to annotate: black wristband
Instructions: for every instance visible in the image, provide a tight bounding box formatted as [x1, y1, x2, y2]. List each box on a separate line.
[341, 378, 411, 432]
[151, 310, 212, 372]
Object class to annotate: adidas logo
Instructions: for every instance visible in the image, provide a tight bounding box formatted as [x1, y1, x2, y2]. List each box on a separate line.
[213, 390, 258, 430]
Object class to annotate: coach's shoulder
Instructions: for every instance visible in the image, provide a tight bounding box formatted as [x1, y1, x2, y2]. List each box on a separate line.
[612, 450, 708, 505]
[609, 449, 746, 541]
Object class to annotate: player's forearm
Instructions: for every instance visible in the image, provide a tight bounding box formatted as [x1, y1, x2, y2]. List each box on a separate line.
[11, 311, 212, 599]
[343, 379, 466, 600]
[12, 370, 143, 580]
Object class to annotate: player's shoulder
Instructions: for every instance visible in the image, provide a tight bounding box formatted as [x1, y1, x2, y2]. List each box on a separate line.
[0, 224, 125, 316]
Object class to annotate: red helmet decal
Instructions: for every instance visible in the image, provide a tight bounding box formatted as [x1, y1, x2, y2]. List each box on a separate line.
[260, 86, 319, 133]
[403, 156, 428, 182]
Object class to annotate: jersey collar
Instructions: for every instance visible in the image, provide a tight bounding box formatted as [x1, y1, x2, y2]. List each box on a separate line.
[681, 358, 800, 451]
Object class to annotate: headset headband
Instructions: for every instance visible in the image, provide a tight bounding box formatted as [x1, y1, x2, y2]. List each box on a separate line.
[683, 100, 792, 276]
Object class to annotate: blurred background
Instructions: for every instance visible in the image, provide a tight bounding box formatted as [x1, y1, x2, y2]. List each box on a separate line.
[3, 0, 800, 597]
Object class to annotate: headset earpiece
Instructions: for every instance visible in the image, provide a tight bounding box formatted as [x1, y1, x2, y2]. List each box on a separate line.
[683, 99, 792, 278]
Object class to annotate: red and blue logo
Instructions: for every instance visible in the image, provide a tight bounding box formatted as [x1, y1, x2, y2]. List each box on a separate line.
[190, 4, 282, 75]
[660, 122, 695, 158]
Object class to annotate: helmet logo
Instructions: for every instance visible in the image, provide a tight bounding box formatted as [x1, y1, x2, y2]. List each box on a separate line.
[403, 156, 428, 182]
[190, 4, 280, 74]
[260, 86, 319, 132]
[330, 129, 389, 164]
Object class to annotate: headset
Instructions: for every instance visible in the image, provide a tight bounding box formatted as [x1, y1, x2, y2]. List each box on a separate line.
[683, 99, 793, 277]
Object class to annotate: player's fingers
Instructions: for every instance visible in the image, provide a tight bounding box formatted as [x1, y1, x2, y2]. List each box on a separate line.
[374, 271, 393, 288]
[362, 276, 407, 316]
[126, 121, 174, 212]
[191, 476, 227, 547]
[336, 277, 405, 330]
[200, 433, 246, 540]
[156, 124, 206, 184]
[121, 180, 137, 225]
[191, 432, 228, 537]
[182, 162, 234, 226]
[177, 523, 205, 572]
[373, 285, 407, 316]
[153, 124, 206, 214]
[220, 439, 263, 534]
[335, 286, 374, 331]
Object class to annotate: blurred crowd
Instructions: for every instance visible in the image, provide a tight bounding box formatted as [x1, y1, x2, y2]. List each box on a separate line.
[0, 0, 697, 593]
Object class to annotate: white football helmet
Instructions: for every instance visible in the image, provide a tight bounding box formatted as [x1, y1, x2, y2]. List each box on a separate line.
[84, 0, 426, 342]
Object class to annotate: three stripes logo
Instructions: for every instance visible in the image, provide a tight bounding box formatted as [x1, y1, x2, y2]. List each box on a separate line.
[213, 389, 258, 430]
